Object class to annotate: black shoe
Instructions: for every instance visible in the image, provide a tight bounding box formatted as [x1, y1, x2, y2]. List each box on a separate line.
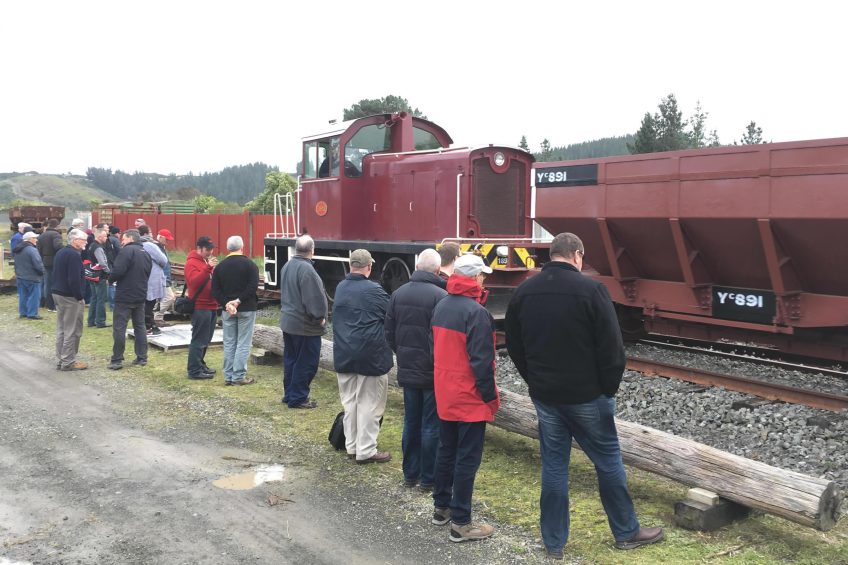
[107, 361, 123, 370]
[201, 366, 216, 375]
[131, 358, 147, 366]
[187, 373, 213, 380]
[27, 316, 44, 320]
[149, 327, 162, 336]
[404, 478, 419, 488]
[97, 323, 112, 328]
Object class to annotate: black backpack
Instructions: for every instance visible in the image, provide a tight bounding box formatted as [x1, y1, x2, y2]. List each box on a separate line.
[328, 411, 345, 451]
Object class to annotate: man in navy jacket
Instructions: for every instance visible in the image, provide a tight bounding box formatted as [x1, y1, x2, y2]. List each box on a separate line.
[384, 249, 446, 489]
[107, 230, 152, 370]
[332, 249, 394, 464]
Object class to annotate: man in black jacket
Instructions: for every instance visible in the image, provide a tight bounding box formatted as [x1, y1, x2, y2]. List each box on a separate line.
[384, 248, 446, 489]
[107, 229, 152, 370]
[505, 233, 662, 558]
[37, 218, 63, 311]
[212, 235, 259, 386]
[52, 229, 89, 370]
[332, 249, 394, 464]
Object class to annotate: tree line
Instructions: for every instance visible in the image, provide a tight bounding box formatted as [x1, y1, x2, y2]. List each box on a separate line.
[85, 162, 277, 205]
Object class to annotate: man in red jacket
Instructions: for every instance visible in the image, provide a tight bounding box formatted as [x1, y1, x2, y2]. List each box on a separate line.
[185, 236, 219, 380]
[430, 253, 499, 543]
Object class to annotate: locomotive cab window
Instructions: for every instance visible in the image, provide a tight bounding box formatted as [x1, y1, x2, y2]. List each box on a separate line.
[413, 127, 442, 150]
[304, 137, 340, 179]
[344, 124, 392, 178]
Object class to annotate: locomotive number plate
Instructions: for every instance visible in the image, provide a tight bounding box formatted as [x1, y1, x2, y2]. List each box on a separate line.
[712, 286, 776, 324]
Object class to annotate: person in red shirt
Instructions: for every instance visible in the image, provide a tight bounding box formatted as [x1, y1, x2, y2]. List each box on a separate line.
[185, 236, 218, 380]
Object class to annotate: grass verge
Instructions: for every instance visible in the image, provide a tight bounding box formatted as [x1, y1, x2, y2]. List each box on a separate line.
[1, 292, 845, 564]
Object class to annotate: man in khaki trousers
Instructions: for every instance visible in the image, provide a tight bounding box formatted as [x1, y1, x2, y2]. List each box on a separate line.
[331, 249, 395, 464]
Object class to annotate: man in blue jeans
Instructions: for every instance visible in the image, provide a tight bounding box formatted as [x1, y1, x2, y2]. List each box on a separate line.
[212, 235, 259, 386]
[385, 249, 447, 489]
[278, 235, 327, 408]
[505, 232, 663, 559]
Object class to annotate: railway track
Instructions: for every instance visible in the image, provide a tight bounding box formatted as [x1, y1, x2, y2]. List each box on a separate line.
[639, 335, 848, 378]
[625, 356, 848, 413]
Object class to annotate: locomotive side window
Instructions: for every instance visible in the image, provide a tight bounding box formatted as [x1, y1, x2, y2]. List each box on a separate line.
[414, 127, 442, 150]
[304, 138, 338, 179]
[344, 124, 392, 177]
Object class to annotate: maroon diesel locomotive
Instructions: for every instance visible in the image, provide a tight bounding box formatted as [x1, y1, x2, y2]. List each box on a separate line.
[264, 112, 539, 299]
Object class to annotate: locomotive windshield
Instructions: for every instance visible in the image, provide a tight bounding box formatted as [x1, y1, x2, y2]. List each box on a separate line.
[304, 136, 340, 179]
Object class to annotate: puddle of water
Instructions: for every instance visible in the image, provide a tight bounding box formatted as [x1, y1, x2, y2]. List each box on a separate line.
[213, 464, 286, 490]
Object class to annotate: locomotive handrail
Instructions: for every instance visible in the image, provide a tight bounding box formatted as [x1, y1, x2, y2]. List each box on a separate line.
[455, 173, 463, 238]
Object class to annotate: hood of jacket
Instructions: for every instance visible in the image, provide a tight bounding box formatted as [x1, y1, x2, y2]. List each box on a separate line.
[446, 274, 482, 299]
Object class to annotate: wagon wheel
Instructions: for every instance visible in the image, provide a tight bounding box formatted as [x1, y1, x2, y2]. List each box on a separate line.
[381, 257, 411, 294]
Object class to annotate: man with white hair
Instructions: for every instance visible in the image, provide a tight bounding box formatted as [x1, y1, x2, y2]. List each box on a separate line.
[51, 229, 89, 370]
[70, 218, 85, 232]
[10, 222, 32, 250]
[212, 235, 259, 386]
[279, 235, 327, 408]
[384, 249, 447, 489]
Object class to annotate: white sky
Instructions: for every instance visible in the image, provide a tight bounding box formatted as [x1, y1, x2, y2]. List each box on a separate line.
[2, 0, 846, 176]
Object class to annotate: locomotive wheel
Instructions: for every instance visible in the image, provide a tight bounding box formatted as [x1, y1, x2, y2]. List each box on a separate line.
[315, 254, 348, 303]
[381, 257, 411, 294]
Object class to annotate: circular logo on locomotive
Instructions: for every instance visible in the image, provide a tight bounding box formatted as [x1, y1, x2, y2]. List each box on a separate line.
[315, 201, 328, 216]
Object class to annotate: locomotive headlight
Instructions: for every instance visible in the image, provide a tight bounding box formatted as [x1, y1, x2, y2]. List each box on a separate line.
[493, 152, 506, 167]
[496, 245, 509, 258]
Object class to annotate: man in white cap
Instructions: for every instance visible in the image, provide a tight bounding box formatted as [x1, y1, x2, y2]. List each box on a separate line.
[13, 231, 44, 319]
[430, 253, 499, 543]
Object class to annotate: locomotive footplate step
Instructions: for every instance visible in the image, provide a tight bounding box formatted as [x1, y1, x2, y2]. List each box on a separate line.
[128, 324, 224, 351]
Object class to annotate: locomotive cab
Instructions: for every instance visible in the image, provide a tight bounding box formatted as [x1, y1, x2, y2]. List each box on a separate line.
[265, 112, 540, 300]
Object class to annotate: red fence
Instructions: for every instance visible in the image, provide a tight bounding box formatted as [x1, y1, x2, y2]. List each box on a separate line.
[93, 211, 294, 258]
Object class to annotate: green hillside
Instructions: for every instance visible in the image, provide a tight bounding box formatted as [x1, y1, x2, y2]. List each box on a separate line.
[0, 174, 120, 211]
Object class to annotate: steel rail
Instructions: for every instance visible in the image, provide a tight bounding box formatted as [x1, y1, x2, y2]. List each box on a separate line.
[638, 337, 848, 378]
[626, 356, 848, 413]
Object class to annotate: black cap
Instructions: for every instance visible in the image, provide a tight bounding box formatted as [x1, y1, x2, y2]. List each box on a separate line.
[196, 236, 216, 249]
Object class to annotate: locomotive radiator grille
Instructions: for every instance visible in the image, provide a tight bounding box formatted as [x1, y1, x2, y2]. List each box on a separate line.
[472, 159, 525, 235]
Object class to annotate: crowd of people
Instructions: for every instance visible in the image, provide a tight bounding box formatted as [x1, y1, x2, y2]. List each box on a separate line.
[10, 221, 663, 557]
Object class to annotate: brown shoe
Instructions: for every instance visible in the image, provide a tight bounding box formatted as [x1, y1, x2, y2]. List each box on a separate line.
[615, 527, 664, 550]
[356, 451, 391, 464]
[60, 361, 88, 371]
[290, 399, 317, 409]
[449, 522, 494, 542]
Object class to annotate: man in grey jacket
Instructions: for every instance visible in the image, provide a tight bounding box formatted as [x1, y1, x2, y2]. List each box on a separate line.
[14, 231, 45, 319]
[279, 235, 327, 409]
[138, 225, 168, 336]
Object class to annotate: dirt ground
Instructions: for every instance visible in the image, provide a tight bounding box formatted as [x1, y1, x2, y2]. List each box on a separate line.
[0, 334, 552, 565]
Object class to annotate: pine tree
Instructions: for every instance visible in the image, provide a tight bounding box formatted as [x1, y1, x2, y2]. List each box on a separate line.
[740, 121, 764, 144]
[518, 135, 529, 152]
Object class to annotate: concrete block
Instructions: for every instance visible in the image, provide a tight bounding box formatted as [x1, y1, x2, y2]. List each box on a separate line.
[674, 498, 751, 531]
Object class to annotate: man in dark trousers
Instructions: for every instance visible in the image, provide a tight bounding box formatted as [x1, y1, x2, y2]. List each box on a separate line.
[385, 248, 446, 488]
[431, 253, 499, 543]
[279, 235, 327, 408]
[505, 232, 663, 559]
[212, 235, 259, 386]
[332, 249, 394, 464]
[185, 236, 219, 380]
[52, 229, 89, 371]
[37, 218, 63, 312]
[107, 229, 152, 370]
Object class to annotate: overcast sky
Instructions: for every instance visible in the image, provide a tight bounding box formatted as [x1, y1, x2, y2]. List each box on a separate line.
[2, 1, 846, 176]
